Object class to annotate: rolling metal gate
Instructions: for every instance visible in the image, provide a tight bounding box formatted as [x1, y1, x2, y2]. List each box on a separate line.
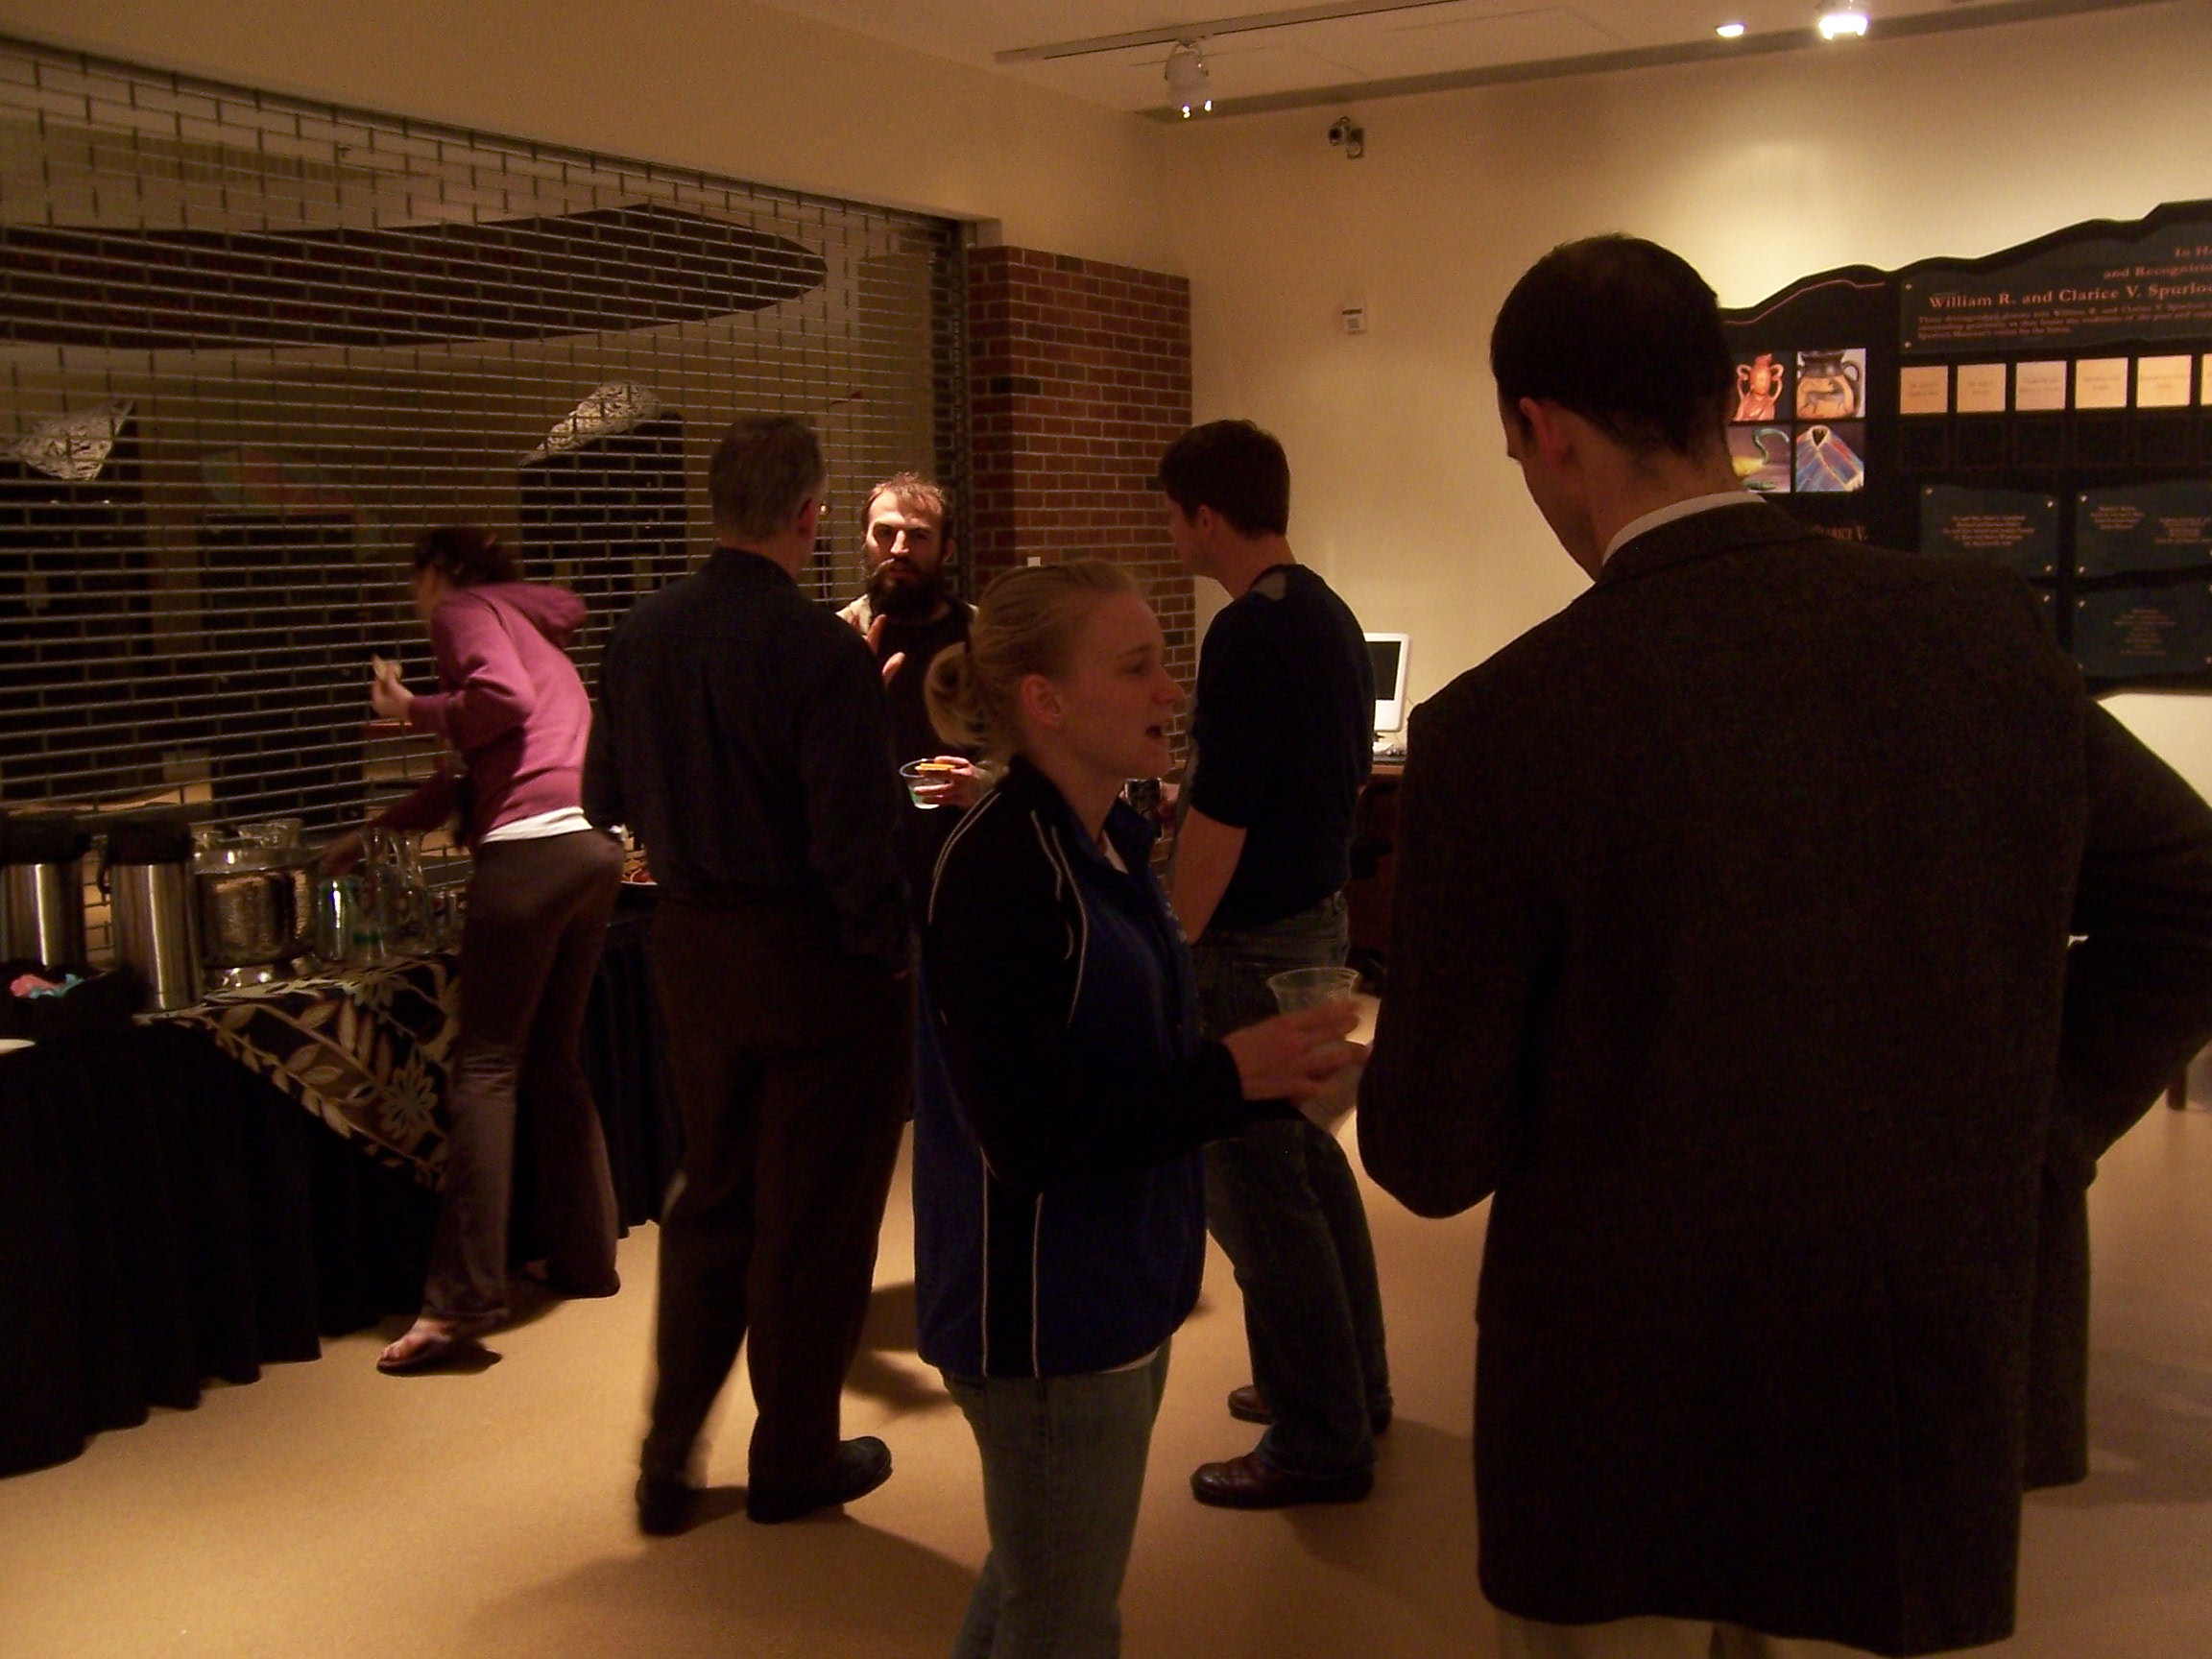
[0, 36, 968, 956]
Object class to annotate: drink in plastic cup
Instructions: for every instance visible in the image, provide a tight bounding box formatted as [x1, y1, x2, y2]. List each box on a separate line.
[901, 758, 956, 809]
[1266, 965, 1360, 1012]
[1266, 965, 1364, 1127]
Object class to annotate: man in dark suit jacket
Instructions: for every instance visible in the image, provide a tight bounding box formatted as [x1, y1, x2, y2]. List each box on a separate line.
[1358, 235, 2212, 1658]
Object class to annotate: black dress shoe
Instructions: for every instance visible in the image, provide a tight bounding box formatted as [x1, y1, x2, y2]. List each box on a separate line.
[549, 1272, 621, 1300]
[1190, 1451, 1374, 1508]
[521, 1261, 620, 1299]
[1225, 1383, 1393, 1436]
[635, 1471, 698, 1536]
[745, 1436, 893, 1524]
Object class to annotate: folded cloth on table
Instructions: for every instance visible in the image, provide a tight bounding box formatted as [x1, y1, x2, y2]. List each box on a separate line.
[0, 965, 141, 1039]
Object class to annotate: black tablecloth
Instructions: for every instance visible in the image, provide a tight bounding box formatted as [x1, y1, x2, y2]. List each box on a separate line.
[0, 892, 677, 1477]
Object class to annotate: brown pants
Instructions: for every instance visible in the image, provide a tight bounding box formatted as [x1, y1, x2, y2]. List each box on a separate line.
[424, 830, 624, 1324]
[641, 895, 909, 1490]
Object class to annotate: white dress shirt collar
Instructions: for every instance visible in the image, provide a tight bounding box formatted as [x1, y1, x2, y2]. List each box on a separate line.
[1602, 490, 1761, 565]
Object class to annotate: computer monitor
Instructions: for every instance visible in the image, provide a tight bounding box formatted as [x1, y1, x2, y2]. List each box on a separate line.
[1366, 633, 1409, 733]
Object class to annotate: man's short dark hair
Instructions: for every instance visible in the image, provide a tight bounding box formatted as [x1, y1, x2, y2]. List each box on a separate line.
[710, 415, 826, 541]
[1490, 236, 1735, 458]
[1157, 420, 1290, 538]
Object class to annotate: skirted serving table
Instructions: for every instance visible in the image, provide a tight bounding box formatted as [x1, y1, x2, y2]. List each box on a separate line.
[0, 891, 677, 1477]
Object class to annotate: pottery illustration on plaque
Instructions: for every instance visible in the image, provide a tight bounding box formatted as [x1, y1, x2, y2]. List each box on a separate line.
[1733, 353, 1787, 422]
[1728, 424, 1793, 493]
[1795, 422, 1866, 493]
[1795, 349, 1865, 421]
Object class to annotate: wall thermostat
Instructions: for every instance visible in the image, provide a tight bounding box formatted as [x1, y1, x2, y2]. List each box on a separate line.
[1340, 304, 1368, 335]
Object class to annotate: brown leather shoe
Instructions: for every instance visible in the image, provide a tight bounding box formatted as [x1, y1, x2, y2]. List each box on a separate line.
[1225, 1383, 1392, 1435]
[1190, 1452, 1373, 1508]
[1226, 1383, 1272, 1424]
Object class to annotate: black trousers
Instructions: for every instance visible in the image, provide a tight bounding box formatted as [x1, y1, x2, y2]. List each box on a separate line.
[640, 895, 910, 1489]
[425, 830, 623, 1323]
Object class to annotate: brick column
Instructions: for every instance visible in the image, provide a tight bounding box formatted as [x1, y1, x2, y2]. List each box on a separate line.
[966, 247, 1196, 703]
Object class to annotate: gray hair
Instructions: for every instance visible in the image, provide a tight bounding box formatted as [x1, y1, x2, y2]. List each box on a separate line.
[709, 415, 827, 541]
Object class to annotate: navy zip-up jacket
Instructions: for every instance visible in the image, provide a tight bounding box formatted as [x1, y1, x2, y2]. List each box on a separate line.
[914, 757, 1286, 1378]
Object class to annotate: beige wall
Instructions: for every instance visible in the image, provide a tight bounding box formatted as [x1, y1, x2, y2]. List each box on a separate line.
[12, 0, 2212, 785]
[0, 0, 1175, 272]
[1164, 0, 2212, 790]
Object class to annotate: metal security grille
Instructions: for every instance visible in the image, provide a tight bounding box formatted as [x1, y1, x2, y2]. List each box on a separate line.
[0, 37, 967, 904]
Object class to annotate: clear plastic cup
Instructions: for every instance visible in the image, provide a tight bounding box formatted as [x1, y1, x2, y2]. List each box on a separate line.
[900, 758, 955, 809]
[1266, 965, 1360, 1013]
[1266, 966, 1365, 1128]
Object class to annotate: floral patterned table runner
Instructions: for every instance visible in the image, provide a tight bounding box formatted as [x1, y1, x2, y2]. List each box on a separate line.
[154, 955, 459, 1188]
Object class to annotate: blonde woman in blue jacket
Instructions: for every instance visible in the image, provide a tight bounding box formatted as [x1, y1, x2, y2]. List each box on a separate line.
[913, 558, 1360, 1659]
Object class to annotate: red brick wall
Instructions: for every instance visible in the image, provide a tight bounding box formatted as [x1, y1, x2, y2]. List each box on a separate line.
[966, 247, 1196, 728]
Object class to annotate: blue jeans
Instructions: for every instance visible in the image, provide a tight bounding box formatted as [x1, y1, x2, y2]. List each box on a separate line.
[944, 1343, 1172, 1659]
[1194, 894, 1391, 1477]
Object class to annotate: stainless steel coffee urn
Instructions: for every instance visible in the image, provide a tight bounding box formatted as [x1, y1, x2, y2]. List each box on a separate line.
[194, 841, 318, 989]
[102, 806, 203, 1011]
[1, 809, 91, 967]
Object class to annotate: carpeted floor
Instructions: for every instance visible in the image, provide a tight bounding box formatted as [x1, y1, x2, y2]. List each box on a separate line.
[4, 1108, 2210, 1658]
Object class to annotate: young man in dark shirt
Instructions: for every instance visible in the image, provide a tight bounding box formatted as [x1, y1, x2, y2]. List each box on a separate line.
[585, 415, 911, 1534]
[1162, 419, 1392, 1508]
[836, 472, 981, 896]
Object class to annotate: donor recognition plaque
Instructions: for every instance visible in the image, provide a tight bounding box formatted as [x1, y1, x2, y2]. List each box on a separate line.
[1724, 198, 2212, 691]
[2076, 585, 2212, 680]
[1920, 485, 2060, 579]
[2074, 480, 2212, 576]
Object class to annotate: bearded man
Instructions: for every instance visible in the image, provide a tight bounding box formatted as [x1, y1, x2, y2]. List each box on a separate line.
[838, 472, 981, 896]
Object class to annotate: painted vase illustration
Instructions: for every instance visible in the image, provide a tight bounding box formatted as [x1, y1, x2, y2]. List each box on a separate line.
[1796, 350, 1863, 420]
[1795, 424, 1865, 493]
[1734, 354, 1785, 422]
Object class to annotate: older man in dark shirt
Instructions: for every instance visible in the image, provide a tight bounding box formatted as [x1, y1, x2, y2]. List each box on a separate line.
[585, 415, 910, 1533]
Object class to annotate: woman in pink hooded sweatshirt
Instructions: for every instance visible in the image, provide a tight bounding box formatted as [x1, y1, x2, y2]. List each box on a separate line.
[329, 525, 625, 1372]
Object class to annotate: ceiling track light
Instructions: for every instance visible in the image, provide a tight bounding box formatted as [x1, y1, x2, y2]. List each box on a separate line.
[1817, 3, 1870, 39]
[999, 2, 1475, 65]
[1165, 38, 1214, 118]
